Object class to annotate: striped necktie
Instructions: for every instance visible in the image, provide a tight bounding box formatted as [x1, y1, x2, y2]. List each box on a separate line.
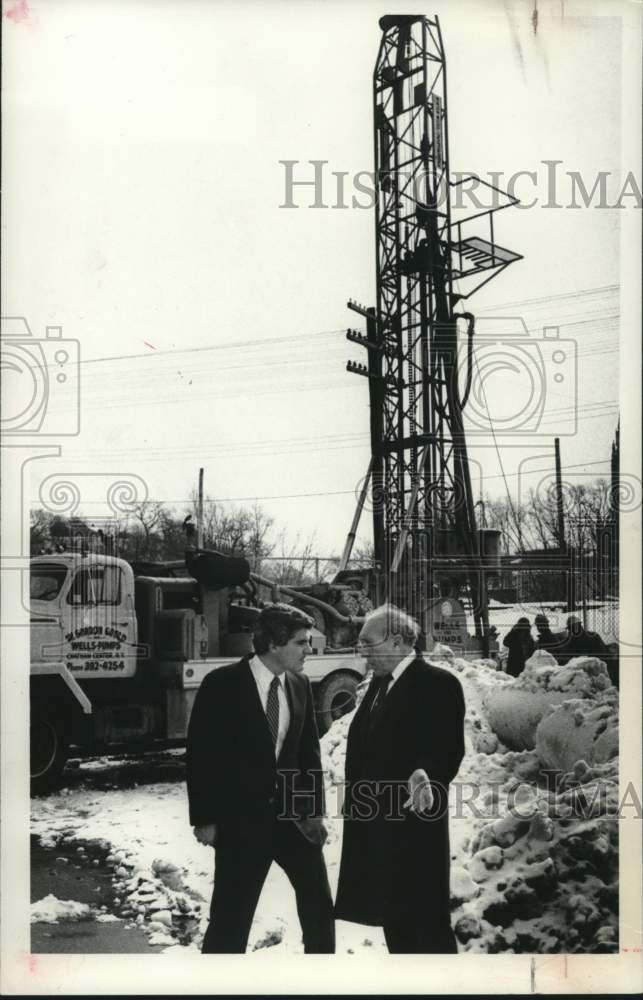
[266, 675, 280, 748]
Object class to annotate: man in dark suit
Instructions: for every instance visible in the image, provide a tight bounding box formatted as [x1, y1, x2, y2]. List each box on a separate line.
[186, 603, 335, 953]
[335, 604, 465, 953]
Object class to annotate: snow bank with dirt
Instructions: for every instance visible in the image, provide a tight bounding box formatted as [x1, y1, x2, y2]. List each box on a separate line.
[31, 894, 93, 923]
[535, 694, 618, 773]
[483, 650, 614, 751]
[434, 650, 619, 954]
[31, 647, 619, 955]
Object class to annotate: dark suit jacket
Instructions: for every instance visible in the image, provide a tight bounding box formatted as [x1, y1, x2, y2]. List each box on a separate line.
[335, 657, 465, 928]
[186, 657, 324, 839]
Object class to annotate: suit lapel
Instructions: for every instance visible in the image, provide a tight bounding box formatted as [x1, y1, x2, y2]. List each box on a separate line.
[351, 673, 382, 756]
[277, 672, 303, 764]
[239, 658, 275, 757]
[365, 658, 420, 734]
[358, 674, 382, 717]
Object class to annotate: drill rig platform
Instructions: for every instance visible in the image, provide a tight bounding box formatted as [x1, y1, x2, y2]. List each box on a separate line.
[345, 14, 523, 658]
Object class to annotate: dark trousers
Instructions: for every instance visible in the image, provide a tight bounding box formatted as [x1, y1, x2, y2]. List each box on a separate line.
[202, 816, 335, 954]
[383, 914, 458, 954]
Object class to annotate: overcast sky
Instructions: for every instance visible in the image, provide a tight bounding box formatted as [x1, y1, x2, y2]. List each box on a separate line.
[3, 0, 637, 557]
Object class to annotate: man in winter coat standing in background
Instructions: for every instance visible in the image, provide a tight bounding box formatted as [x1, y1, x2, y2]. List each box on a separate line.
[534, 613, 567, 659]
[335, 604, 465, 953]
[502, 617, 535, 677]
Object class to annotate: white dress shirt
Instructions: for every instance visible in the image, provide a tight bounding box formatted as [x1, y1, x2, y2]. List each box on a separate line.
[249, 655, 291, 757]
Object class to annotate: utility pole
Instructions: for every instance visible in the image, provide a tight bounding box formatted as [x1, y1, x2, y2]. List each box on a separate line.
[197, 468, 204, 550]
[555, 437, 575, 612]
[554, 437, 566, 550]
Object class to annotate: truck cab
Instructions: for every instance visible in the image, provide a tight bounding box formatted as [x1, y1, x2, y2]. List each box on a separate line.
[29, 552, 367, 793]
[31, 554, 139, 677]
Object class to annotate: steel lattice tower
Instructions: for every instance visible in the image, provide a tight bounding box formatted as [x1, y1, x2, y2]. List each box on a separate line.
[347, 14, 521, 646]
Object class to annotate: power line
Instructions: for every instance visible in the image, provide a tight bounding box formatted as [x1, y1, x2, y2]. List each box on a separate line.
[33, 459, 612, 509]
[71, 287, 618, 369]
[81, 328, 345, 367]
[476, 284, 618, 311]
[54, 401, 618, 463]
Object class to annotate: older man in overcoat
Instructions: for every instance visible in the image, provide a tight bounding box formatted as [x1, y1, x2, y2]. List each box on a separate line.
[334, 604, 465, 953]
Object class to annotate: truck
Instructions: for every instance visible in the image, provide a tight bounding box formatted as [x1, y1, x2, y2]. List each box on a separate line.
[29, 547, 369, 794]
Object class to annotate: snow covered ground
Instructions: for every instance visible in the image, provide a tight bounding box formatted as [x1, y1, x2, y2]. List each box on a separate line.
[31, 649, 619, 955]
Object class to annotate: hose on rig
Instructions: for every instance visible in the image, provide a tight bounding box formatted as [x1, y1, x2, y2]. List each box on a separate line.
[249, 572, 366, 625]
[453, 311, 476, 411]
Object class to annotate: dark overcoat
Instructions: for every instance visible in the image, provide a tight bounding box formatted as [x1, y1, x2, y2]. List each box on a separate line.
[334, 658, 465, 930]
[557, 628, 608, 666]
[536, 628, 568, 659]
[503, 626, 535, 677]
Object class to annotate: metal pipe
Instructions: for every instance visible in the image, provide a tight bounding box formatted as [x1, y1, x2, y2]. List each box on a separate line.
[390, 445, 430, 574]
[338, 459, 373, 572]
[249, 572, 366, 625]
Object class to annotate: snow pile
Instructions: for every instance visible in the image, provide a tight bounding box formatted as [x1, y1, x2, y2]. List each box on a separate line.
[483, 651, 614, 750]
[32, 784, 330, 954]
[31, 646, 618, 955]
[31, 894, 93, 923]
[449, 757, 618, 954]
[320, 713, 353, 786]
[31, 793, 207, 952]
[426, 646, 619, 954]
[535, 695, 618, 773]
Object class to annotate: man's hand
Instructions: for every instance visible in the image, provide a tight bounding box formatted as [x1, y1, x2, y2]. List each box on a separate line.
[193, 823, 217, 847]
[298, 817, 328, 846]
[404, 768, 434, 815]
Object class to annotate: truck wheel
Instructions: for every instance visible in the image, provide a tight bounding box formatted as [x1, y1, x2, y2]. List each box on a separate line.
[315, 672, 358, 736]
[30, 716, 68, 796]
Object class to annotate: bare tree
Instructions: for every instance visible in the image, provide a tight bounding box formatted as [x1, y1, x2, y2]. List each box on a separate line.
[188, 492, 274, 568]
[349, 539, 376, 567]
[484, 495, 537, 553]
[268, 528, 320, 586]
[126, 501, 166, 560]
[30, 509, 54, 554]
[29, 510, 93, 554]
